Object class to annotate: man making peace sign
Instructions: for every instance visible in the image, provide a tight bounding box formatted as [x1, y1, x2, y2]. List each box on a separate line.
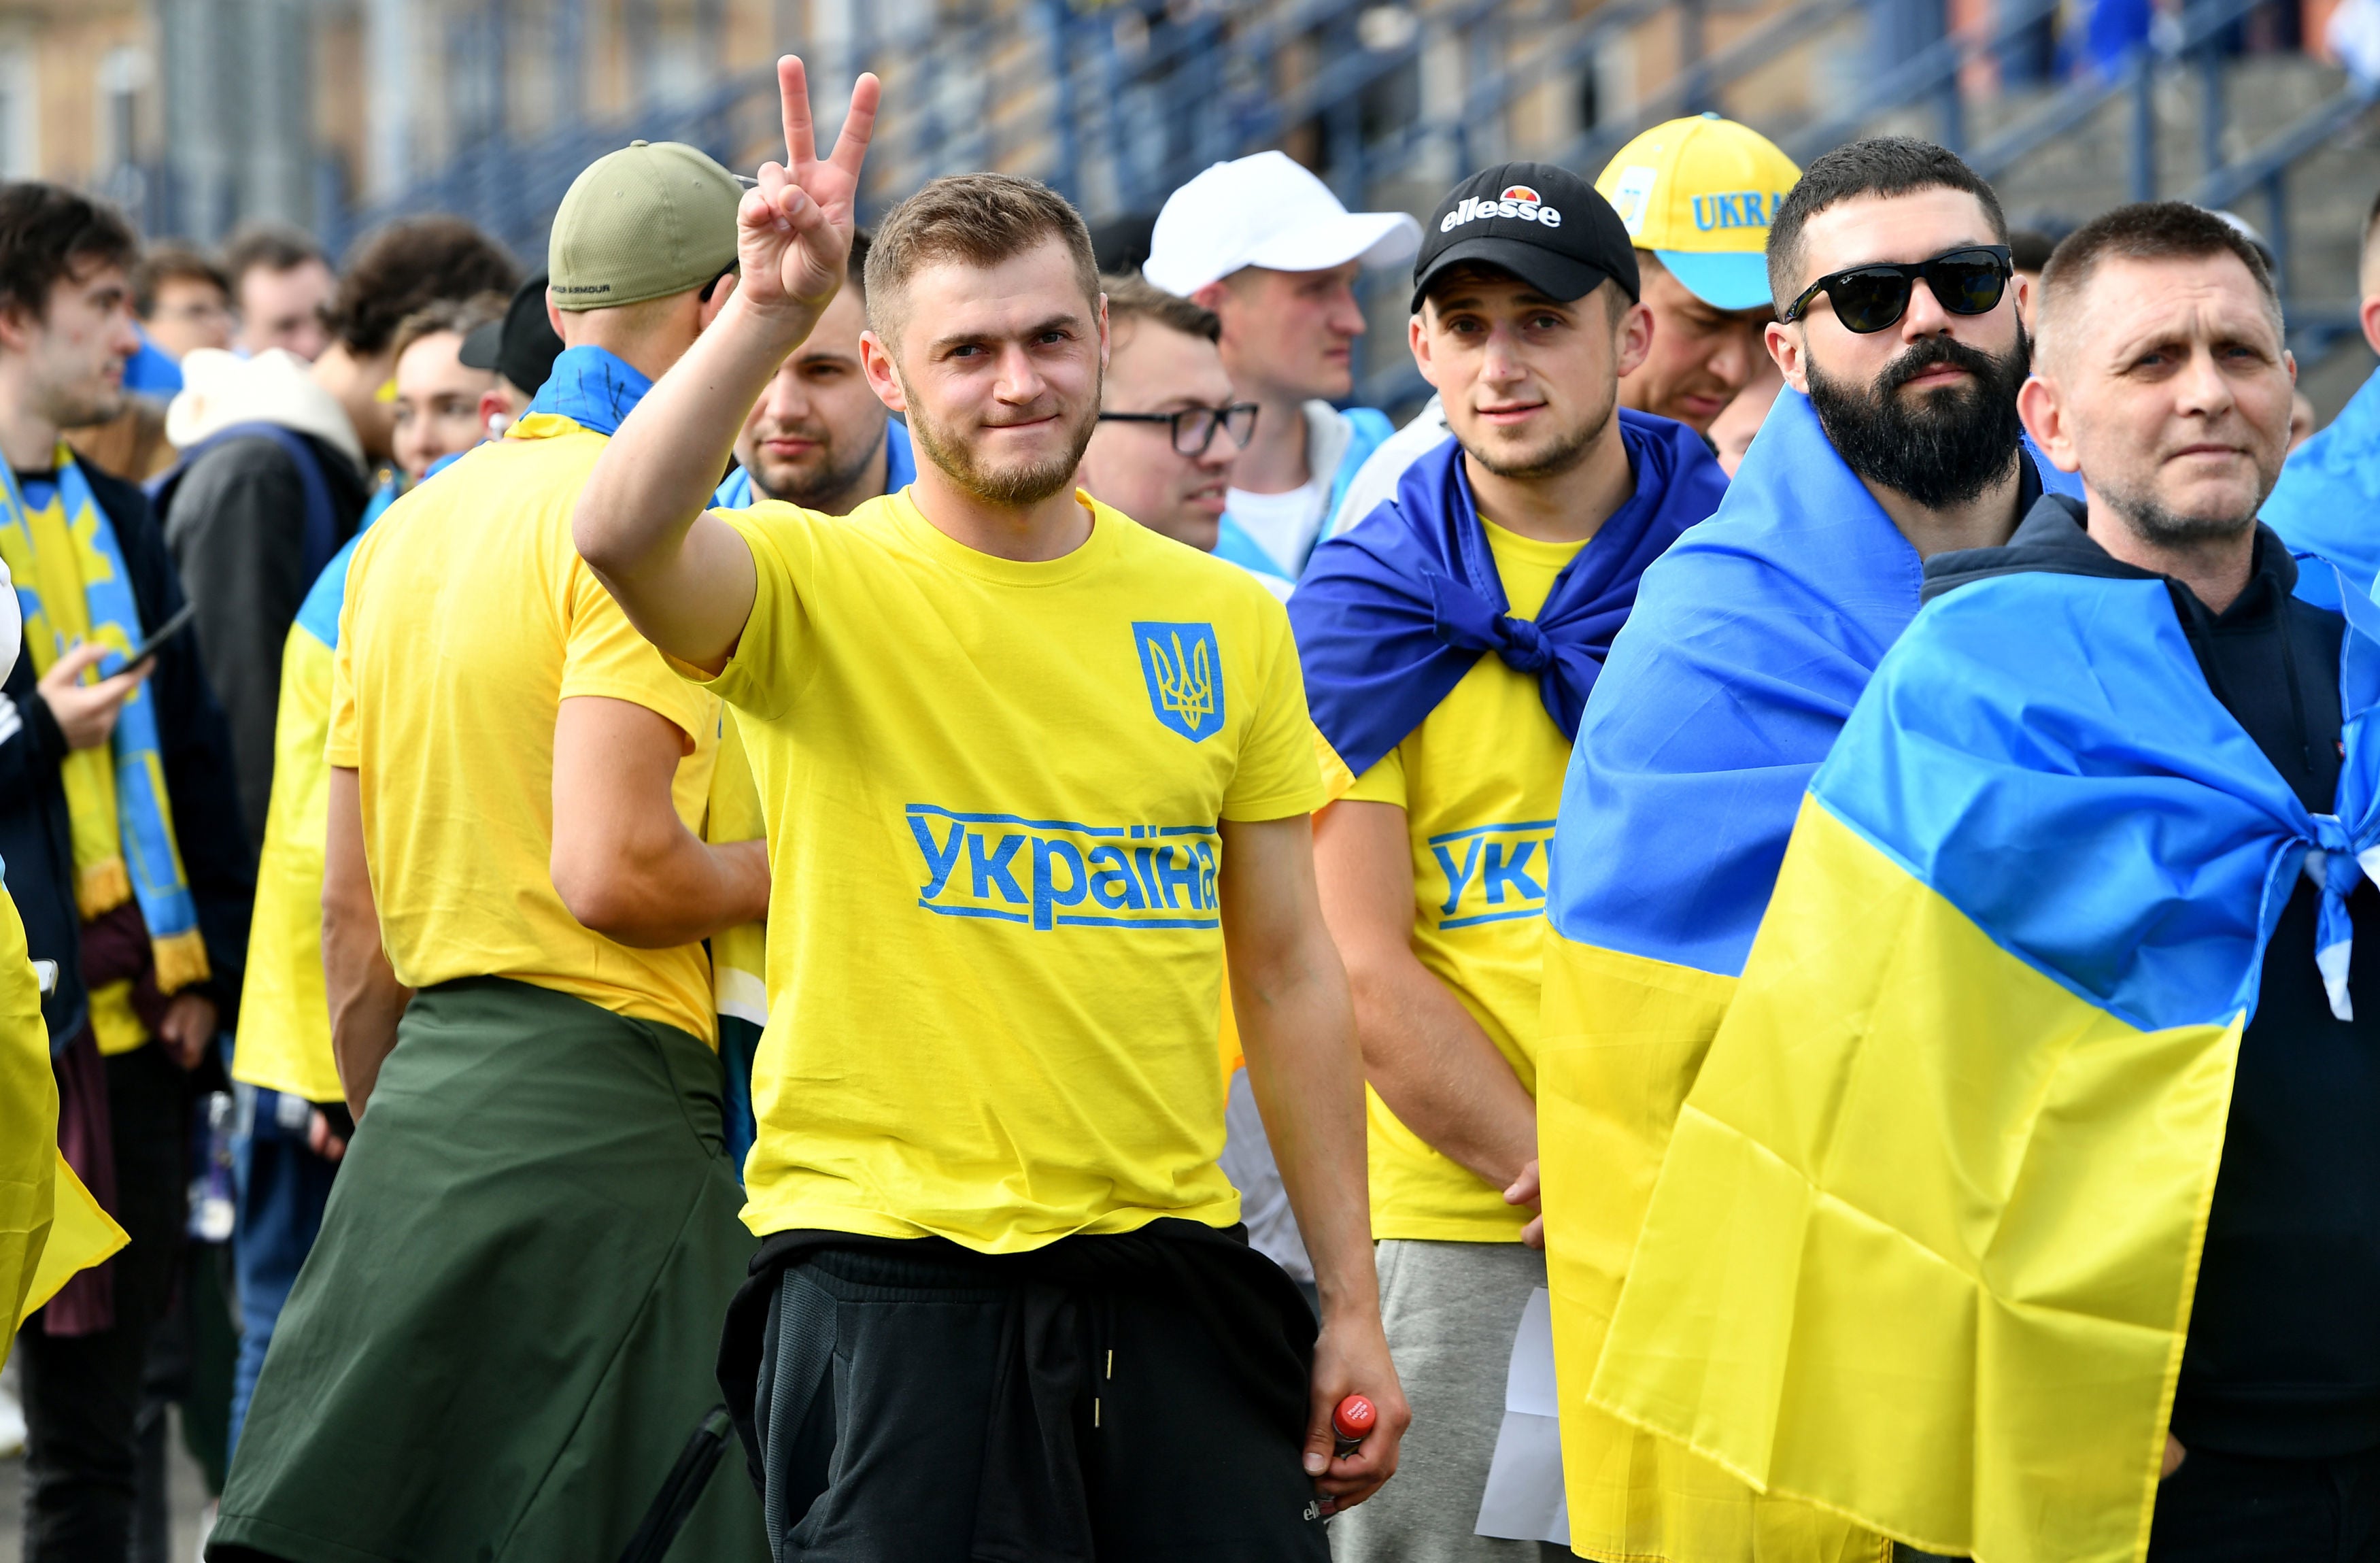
[576, 58, 1406, 1560]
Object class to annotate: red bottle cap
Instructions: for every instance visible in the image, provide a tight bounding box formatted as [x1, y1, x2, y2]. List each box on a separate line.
[1333, 1394, 1377, 1440]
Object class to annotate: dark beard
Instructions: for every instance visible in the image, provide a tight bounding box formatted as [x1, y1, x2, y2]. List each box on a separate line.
[753, 422, 889, 509]
[1805, 329, 2029, 511]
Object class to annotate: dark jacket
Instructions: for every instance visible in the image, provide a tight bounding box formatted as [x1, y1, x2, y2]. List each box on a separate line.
[160, 432, 369, 858]
[1, 460, 252, 1045]
[1930, 494, 2380, 1459]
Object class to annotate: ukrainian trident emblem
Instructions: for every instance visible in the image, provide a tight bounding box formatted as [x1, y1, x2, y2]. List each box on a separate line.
[1132, 621, 1225, 742]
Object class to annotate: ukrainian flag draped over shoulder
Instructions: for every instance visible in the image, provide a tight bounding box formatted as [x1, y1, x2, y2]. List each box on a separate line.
[1586, 554, 2380, 1563]
[1536, 389, 1922, 1563]
[2264, 367, 2380, 607]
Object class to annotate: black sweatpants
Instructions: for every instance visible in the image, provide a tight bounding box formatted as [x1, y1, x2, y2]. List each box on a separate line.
[16, 1043, 189, 1562]
[2149, 1445, 2380, 1562]
[753, 1241, 1331, 1562]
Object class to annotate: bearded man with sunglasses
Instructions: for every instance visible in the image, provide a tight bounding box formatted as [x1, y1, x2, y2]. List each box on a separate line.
[1526, 136, 2084, 1563]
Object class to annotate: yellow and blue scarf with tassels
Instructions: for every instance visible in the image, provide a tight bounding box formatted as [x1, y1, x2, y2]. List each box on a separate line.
[0, 450, 208, 1039]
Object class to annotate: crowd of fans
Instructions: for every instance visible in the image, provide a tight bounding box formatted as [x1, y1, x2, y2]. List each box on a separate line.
[1, 67, 2378, 1563]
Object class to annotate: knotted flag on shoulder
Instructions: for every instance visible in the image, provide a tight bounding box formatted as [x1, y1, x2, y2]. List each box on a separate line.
[1583, 534, 2380, 1563]
[1534, 387, 2073, 1563]
[1288, 408, 1724, 777]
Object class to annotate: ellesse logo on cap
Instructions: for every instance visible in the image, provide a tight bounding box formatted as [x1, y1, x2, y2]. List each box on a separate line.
[1438, 186, 1565, 233]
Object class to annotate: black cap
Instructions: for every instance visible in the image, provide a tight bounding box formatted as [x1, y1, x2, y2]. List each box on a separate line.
[460, 271, 565, 399]
[1410, 163, 1638, 313]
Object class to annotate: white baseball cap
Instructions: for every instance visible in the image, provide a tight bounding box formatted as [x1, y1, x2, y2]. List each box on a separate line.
[1144, 151, 1423, 296]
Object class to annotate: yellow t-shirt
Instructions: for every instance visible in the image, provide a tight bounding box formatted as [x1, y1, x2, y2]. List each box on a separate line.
[1343, 518, 1584, 1241]
[231, 619, 342, 1100]
[702, 489, 1327, 1251]
[326, 426, 724, 1043]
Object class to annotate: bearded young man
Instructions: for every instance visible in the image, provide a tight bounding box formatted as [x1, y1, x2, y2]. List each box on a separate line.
[575, 58, 1404, 1560]
[1527, 135, 2081, 1563]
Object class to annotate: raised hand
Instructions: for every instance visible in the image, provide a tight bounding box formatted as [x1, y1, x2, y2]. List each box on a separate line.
[740, 56, 881, 323]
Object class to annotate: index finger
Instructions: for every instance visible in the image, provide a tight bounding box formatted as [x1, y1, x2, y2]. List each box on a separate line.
[99, 661, 152, 698]
[778, 55, 816, 179]
[826, 71, 882, 186]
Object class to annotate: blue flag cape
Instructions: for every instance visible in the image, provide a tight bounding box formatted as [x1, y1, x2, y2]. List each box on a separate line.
[1585, 548, 2380, 1563]
[2264, 366, 2380, 609]
[1544, 386, 2078, 979]
[1288, 408, 1727, 778]
[1531, 388, 2079, 1563]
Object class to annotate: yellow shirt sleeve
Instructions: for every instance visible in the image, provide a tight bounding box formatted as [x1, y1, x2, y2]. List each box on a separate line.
[1340, 745, 1408, 809]
[699, 506, 819, 722]
[1219, 607, 1331, 822]
[557, 560, 714, 746]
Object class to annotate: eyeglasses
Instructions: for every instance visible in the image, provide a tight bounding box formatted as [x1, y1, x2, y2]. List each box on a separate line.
[1780, 244, 2013, 334]
[1097, 403, 1259, 456]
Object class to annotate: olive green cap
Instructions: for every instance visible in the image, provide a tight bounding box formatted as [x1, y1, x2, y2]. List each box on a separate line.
[548, 139, 743, 312]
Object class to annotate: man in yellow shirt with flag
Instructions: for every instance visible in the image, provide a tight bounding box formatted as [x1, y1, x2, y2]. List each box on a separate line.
[1292, 163, 1726, 1562]
[212, 141, 770, 1563]
[576, 57, 1404, 1559]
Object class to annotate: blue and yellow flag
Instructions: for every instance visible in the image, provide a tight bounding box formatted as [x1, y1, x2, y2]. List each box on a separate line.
[2264, 367, 2380, 609]
[1536, 390, 2076, 1563]
[1582, 552, 2380, 1563]
[1537, 389, 1937, 1563]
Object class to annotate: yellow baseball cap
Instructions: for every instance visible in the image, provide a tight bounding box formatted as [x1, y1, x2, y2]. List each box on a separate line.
[1596, 113, 1801, 312]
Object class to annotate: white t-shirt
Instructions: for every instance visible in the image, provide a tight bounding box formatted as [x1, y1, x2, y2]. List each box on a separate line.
[1324, 393, 1453, 541]
[1224, 475, 1331, 579]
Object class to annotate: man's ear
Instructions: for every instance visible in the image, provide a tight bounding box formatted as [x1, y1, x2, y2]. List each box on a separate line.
[1613, 297, 1654, 382]
[1189, 280, 1229, 319]
[1408, 308, 1447, 395]
[2362, 292, 2380, 360]
[2016, 373, 2079, 475]
[1097, 294, 1112, 373]
[696, 271, 739, 331]
[0, 299, 41, 358]
[859, 329, 907, 414]
[1765, 320, 1806, 393]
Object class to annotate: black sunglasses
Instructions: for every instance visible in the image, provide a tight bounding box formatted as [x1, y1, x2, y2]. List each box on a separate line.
[1780, 244, 2013, 334]
[1097, 403, 1259, 457]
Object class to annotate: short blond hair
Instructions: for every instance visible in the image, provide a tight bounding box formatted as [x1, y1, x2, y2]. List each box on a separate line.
[864, 173, 1099, 348]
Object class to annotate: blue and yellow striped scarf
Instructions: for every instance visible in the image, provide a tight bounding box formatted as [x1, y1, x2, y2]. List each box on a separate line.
[0, 450, 208, 1031]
